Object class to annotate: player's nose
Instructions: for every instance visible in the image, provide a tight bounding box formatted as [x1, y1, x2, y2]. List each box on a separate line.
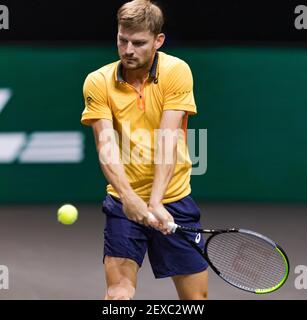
[125, 42, 135, 55]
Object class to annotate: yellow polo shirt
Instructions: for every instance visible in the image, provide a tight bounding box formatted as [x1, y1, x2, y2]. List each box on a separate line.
[81, 51, 197, 203]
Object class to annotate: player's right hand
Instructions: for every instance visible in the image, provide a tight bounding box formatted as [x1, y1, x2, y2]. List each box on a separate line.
[147, 203, 174, 235]
[121, 191, 159, 228]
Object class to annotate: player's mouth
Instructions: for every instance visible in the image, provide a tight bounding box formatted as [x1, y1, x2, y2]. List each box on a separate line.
[124, 57, 137, 62]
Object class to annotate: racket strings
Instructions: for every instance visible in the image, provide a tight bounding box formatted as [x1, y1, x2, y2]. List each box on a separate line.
[209, 237, 285, 288]
[206, 232, 287, 291]
[210, 248, 284, 289]
[210, 239, 284, 273]
[208, 244, 283, 289]
[208, 235, 285, 289]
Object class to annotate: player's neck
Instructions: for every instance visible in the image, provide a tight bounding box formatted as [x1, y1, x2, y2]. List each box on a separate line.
[123, 53, 155, 86]
[123, 68, 149, 86]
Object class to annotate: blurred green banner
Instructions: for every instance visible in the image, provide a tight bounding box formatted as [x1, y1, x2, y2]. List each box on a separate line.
[0, 46, 306, 203]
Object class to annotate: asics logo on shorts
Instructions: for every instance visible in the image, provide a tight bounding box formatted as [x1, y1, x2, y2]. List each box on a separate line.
[195, 233, 201, 244]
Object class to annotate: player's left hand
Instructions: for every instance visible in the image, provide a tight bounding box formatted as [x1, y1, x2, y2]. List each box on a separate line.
[147, 203, 174, 235]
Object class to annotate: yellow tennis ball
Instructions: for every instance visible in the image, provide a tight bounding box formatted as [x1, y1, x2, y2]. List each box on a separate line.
[57, 204, 78, 225]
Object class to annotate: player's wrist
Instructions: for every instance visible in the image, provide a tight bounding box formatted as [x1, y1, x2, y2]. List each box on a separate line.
[148, 200, 163, 210]
[119, 188, 136, 203]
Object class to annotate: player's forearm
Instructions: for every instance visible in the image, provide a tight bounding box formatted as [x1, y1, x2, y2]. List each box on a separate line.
[96, 141, 134, 200]
[149, 139, 177, 206]
[100, 162, 134, 199]
[92, 119, 134, 200]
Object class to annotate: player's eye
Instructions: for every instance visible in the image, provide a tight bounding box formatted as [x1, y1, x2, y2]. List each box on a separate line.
[119, 38, 128, 44]
[133, 42, 146, 47]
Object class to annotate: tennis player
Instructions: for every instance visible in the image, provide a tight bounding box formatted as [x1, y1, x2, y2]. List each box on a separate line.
[81, 0, 208, 300]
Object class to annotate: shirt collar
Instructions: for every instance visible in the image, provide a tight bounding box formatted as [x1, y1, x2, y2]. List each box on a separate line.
[116, 51, 159, 84]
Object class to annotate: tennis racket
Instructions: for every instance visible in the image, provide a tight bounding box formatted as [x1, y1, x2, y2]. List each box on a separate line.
[148, 213, 289, 294]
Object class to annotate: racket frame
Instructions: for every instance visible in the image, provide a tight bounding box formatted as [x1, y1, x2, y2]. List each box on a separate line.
[174, 226, 290, 294]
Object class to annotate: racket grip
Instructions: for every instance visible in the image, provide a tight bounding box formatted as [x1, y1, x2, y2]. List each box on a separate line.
[167, 221, 178, 233]
[147, 212, 178, 233]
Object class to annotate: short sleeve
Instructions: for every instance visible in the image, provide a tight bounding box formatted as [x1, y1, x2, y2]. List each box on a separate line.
[163, 61, 197, 115]
[81, 71, 112, 126]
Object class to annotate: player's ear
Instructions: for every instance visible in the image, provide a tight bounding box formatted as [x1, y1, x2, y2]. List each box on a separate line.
[154, 33, 165, 50]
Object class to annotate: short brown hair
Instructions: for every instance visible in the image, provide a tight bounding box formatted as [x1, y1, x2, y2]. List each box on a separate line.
[117, 0, 164, 35]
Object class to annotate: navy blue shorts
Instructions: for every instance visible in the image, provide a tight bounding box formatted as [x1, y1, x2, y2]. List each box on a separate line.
[102, 194, 208, 278]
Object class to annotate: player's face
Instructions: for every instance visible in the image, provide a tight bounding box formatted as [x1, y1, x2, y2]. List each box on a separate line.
[117, 26, 165, 70]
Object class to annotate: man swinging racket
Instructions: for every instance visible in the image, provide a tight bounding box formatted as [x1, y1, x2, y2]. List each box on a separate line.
[81, 0, 208, 300]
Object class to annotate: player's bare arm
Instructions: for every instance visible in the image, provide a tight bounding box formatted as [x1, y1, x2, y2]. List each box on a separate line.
[148, 110, 186, 233]
[92, 118, 159, 228]
[80, 0, 210, 300]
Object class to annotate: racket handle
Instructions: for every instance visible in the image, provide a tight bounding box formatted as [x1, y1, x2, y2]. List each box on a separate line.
[147, 212, 178, 233]
[167, 221, 178, 233]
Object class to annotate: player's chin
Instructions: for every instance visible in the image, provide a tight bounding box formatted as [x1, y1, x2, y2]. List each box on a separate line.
[122, 61, 141, 70]
[124, 65, 139, 70]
